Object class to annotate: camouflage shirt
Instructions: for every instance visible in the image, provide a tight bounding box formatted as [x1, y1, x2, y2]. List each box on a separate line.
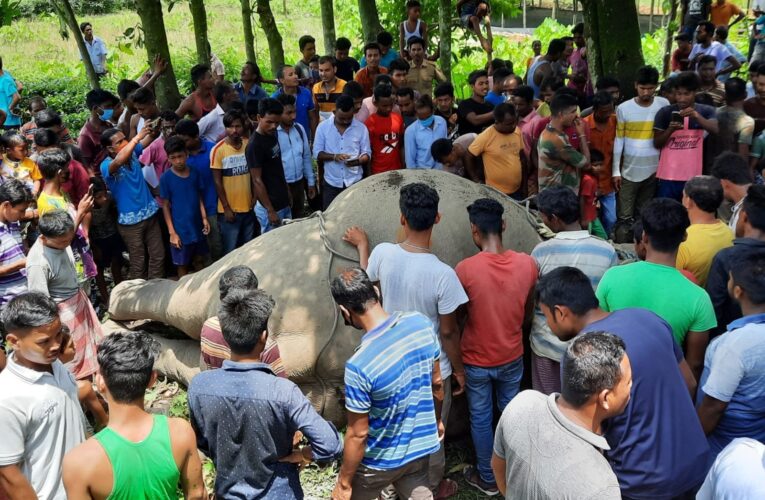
[537, 124, 588, 191]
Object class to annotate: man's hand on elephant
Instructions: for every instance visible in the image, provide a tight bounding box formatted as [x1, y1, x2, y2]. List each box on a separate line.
[452, 371, 466, 396]
[332, 482, 352, 500]
[343, 226, 369, 250]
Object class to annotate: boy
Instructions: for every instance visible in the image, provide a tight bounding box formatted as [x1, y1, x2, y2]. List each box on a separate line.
[457, 0, 493, 56]
[671, 33, 692, 73]
[139, 110, 180, 182]
[335, 37, 360, 82]
[160, 136, 210, 277]
[457, 70, 494, 135]
[63, 331, 206, 499]
[400, 0, 428, 59]
[27, 210, 103, 381]
[295, 35, 317, 86]
[366, 84, 405, 174]
[0, 179, 33, 306]
[434, 82, 459, 138]
[1, 132, 41, 195]
[0, 292, 86, 500]
[312, 56, 347, 121]
[210, 110, 256, 255]
[89, 177, 125, 308]
[355, 43, 388, 98]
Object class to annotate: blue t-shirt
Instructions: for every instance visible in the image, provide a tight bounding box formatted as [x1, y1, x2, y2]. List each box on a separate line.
[699, 313, 765, 456]
[0, 72, 20, 127]
[582, 308, 710, 498]
[344, 311, 441, 470]
[360, 49, 400, 70]
[186, 140, 217, 215]
[485, 91, 505, 107]
[756, 15, 765, 46]
[159, 167, 205, 244]
[271, 87, 315, 139]
[100, 147, 159, 226]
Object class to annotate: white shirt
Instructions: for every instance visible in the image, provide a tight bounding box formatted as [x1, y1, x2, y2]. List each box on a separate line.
[697, 438, 765, 500]
[198, 104, 226, 143]
[689, 41, 733, 74]
[0, 354, 86, 500]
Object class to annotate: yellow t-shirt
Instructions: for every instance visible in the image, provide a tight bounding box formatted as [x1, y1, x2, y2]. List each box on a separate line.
[37, 191, 71, 216]
[468, 125, 524, 195]
[1, 156, 42, 192]
[677, 220, 734, 286]
[210, 139, 252, 213]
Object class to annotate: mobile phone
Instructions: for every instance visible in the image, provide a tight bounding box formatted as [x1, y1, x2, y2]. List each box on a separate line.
[145, 117, 161, 130]
[344, 157, 359, 164]
[671, 111, 682, 124]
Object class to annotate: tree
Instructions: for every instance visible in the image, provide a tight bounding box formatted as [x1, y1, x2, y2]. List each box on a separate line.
[437, 0, 452, 80]
[580, 0, 645, 98]
[255, 0, 284, 76]
[662, 0, 680, 76]
[52, 0, 100, 89]
[188, 0, 211, 65]
[358, 0, 383, 42]
[135, 0, 182, 109]
[241, 0, 257, 63]
[320, 0, 336, 54]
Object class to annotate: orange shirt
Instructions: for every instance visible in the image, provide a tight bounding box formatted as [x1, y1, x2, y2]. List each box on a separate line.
[583, 113, 617, 194]
[710, 1, 742, 27]
[354, 66, 388, 98]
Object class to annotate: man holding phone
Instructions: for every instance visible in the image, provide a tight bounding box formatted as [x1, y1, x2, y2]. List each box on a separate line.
[313, 95, 371, 209]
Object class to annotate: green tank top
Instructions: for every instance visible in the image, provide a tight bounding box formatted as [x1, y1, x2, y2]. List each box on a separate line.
[94, 414, 180, 500]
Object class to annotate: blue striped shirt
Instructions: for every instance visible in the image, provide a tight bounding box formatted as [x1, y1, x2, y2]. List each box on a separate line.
[0, 220, 26, 306]
[345, 311, 441, 470]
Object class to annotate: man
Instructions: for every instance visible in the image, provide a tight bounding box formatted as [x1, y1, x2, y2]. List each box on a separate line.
[744, 70, 765, 137]
[334, 37, 360, 81]
[273, 65, 318, 139]
[343, 183, 468, 498]
[355, 73, 404, 124]
[511, 85, 538, 161]
[530, 186, 617, 394]
[234, 61, 268, 108]
[356, 43, 388, 98]
[407, 37, 446, 98]
[360, 31, 400, 70]
[198, 81, 237, 144]
[295, 35, 317, 85]
[0, 292, 86, 500]
[713, 25, 748, 81]
[677, 176, 734, 285]
[397, 87, 418, 127]
[80, 22, 107, 77]
[485, 68, 512, 107]
[710, 0, 745, 28]
[467, 103, 525, 198]
[455, 199, 537, 496]
[713, 78, 754, 158]
[189, 287, 342, 498]
[697, 438, 765, 499]
[63, 331, 205, 499]
[404, 95, 447, 169]
[312, 56, 347, 121]
[457, 70, 494, 135]
[696, 55, 727, 107]
[330, 268, 443, 500]
[597, 198, 716, 380]
[176, 65, 218, 121]
[247, 98, 291, 234]
[0, 57, 21, 130]
[274, 94, 315, 219]
[79, 89, 120, 172]
[613, 65, 668, 242]
[365, 84, 405, 175]
[526, 39, 566, 100]
[430, 135, 477, 178]
[491, 332, 630, 499]
[127, 87, 161, 142]
[313, 95, 371, 209]
[697, 249, 765, 456]
[537, 267, 710, 499]
[689, 21, 741, 77]
[707, 185, 765, 337]
[583, 90, 618, 235]
[537, 92, 590, 192]
[434, 82, 459, 138]
[672, 33, 693, 72]
[568, 23, 592, 100]
[713, 152, 753, 233]
[682, 0, 711, 37]
[653, 71, 718, 201]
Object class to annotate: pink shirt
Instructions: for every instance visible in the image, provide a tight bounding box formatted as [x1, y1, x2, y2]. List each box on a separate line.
[520, 109, 539, 158]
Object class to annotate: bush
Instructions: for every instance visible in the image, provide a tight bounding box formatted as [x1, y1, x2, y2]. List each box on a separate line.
[17, 0, 135, 17]
[19, 77, 91, 132]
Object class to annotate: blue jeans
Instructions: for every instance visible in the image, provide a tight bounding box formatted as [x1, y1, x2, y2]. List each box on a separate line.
[465, 357, 524, 484]
[255, 203, 292, 234]
[657, 179, 686, 202]
[598, 192, 617, 237]
[218, 211, 257, 256]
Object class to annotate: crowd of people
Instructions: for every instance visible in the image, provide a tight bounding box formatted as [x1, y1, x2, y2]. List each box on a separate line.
[1, 0, 765, 499]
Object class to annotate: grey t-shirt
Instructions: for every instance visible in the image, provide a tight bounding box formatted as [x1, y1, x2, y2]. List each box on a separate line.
[367, 242, 468, 378]
[26, 239, 79, 302]
[493, 390, 621, 500]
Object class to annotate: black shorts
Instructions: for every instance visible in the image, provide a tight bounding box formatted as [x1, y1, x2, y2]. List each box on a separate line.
[92, 233, 125, 268]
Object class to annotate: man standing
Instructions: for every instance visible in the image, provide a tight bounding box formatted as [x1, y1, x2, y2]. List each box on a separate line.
[295, 35, 317, 85]
[247, 99, 291, 234]
[526, 39, 566, 99]
[491, 332, 630, 499]
[356, 43, 388, 98]
[467, 103, 526, 198]
[189, 288, 343, 498]
[696, 56, 727, 107]
[234, 61, 268, 108]
[689, 21, 741, 77]
[365, 84, 405, 175]
[597, 198, 717, 380]
[537, 93, 590, 192]
[405, 95, 448, 169]
[710, 0, 745, 28]
[712, 152, 752, 232]
[274, 94, 316, 219]
[334, 37, 360, 81]
[457, 70, 494, 136]
[330, 268, 443, 500]
[511, 85, 538, 160]
[681, 0, 711, 37]
[79, 89, 120, 172]
[313, 95, 371, 209]
[455, 199, 537, 496]
[537, 267, 710, 499]
[583, 91, 618, 235]
[0, 57, 21, 130]
[713, 78, 755, 158]
[407, 37, 446, 98]
[273, 65, 318, 139]
[63, 331, 206, 499]
[80, 22, 107, 78]
[312, 56, 348, 122]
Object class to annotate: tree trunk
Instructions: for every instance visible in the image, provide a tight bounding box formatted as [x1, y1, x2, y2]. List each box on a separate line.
[649, 0, 655, 31]
[552, 0, 559, 20]
[189, 0, 210, 65]
[241, 0, 257, 63]
[282, 0, 288, 15]
[53, 0, 100, 89]
[581, 0, 645, 99]
[135, 0, 182, 109]
[320, 0, 336, 55]
[255, 0, 285, 77]
[358, 0, 383, 42]
[438, 0, 452, 80]
[663, 0, 680, 76]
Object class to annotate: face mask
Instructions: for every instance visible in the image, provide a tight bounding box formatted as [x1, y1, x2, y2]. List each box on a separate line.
[418, 115, 435, 128]
[99, 107, 114, 122]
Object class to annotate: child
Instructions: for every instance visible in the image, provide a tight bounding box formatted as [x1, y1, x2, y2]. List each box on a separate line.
[580, 149, 607, 239]
[309, 55, 320, 84]
[334, 37, 360, 82]
[26, 209, 103, 381]
[160, 136, 210, 277]
[1, 132, 41, 195]
[457, 0, 493, 57]
[0, 179, 33, 307]
[399, 0, 428, 60]
[0, 292, 87, 499]
[138, 110, 180, 182]
[89, 177, 125, 307]
[57, 327, 109, 430]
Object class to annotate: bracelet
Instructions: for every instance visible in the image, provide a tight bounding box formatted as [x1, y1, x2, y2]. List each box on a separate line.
[333, 153, 337, 162]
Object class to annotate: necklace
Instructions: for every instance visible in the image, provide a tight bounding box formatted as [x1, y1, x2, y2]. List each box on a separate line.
[400, 240, 430, 252]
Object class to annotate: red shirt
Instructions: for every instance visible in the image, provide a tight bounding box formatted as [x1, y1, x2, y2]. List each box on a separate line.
[78, 120, 107, 172]
[455, 250, 538, 367]
[579, 173, 598, 223]
[366, 112, 404, 174]
[63, 160, 90, 206]
[583, 113, 617, 195]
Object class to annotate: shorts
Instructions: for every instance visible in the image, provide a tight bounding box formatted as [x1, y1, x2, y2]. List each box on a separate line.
[92, 233, 126, 268]
[460, 13, 473, 27]
[169, 239, 209, 266]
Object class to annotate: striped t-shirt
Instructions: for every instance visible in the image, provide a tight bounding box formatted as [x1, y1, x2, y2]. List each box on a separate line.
[613, 97, 669, 183]
[0, 221, 27, 306]
[344, 311, 441, 470]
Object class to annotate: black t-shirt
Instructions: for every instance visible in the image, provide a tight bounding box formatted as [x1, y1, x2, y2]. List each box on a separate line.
[457, 98, 494, 135]
[336, 57, 361, 82]
[246, 131, 290, 211]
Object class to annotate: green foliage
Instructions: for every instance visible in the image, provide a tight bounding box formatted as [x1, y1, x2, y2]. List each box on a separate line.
[0, 0, 22, 27]
[19, 77, 91, 131]
[169, 390, 189, 419]
[16, 0, 134, 17]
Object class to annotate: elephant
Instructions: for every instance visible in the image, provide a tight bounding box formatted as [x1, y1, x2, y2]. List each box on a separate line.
[107, 169, 543, 423]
